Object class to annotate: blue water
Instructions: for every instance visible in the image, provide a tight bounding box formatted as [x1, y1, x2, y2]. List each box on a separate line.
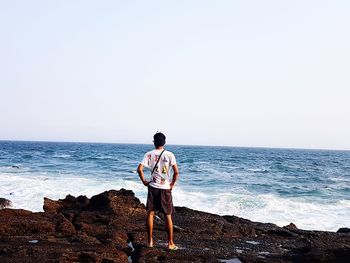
[1, 141, 349, 231]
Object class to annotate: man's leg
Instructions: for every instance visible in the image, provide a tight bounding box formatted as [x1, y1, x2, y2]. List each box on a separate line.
[146, 211, 155, 247]
[165, 214, 177, 249]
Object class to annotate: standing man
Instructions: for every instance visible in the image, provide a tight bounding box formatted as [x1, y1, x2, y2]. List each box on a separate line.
[137, 132, 179, 250]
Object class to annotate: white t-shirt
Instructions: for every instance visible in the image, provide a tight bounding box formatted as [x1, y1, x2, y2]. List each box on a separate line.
[141, 149, 177, 189]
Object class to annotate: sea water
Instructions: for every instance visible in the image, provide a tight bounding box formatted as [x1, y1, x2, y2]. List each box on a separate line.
[0, 141, 349, 231]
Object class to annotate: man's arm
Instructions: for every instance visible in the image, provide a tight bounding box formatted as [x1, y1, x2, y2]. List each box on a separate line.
[170, 164, 179, 190]
[137, 164, 149, 186]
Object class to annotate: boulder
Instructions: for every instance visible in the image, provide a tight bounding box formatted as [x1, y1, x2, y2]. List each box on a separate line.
[337, 227, 350, 234]
[0, 198, 12, 209]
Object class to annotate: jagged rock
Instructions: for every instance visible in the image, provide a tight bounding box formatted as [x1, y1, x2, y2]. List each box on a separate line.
[43, 197, 63, 213]
[88, 189, 145, 216]
[55, 213, 76, 236]
[1, 189, 350, 263]
[43, 194, 90, 214]
[283, 223, 298, 230]
[0, 198, 12, 209]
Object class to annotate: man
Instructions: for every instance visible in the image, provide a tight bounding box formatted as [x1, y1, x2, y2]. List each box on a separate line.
[137, 132, 179, 250]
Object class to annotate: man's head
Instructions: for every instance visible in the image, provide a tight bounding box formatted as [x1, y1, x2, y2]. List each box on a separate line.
[153, 132, 166, 148]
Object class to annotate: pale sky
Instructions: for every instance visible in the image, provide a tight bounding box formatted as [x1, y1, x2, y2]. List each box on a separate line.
[1, 1, 349, 150]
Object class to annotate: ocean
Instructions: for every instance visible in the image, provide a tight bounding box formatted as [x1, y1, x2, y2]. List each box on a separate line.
[0, 141, 349, 231]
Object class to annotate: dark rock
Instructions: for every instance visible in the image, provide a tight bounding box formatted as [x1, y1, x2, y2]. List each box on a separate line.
[337, 227, 350, 234]
[1, 189, 350, 263]
[55, 213, 76, 236]
[0, 198, 12, 209]
[43, 194, 90, 213]
[88, 189, 144, 216]
[43, 197, 63, 213]
[283, 223, 298, 230]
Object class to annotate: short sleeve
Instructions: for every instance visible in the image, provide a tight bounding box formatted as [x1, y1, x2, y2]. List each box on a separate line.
[141, 152, 151, 168]
[169, 152, 177, 166]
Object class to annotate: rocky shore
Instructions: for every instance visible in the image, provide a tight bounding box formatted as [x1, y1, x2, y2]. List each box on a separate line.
[0, 189, 349, 262]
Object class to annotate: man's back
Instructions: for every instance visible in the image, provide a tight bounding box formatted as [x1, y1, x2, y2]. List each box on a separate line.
[141, 149, 176, 189]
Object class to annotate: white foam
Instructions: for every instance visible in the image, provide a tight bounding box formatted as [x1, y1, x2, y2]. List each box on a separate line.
[52, 154, 71, 158]
[0, 173, 148, 212]
[172, 187, 350, 231]
[1, 173, 349, 231]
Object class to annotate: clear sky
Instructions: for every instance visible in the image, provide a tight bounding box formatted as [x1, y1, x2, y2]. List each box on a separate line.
[1, 1, 349, 150]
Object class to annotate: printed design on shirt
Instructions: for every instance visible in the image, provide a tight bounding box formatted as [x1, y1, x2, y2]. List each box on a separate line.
[154, 155, 160, 162]
[147, 154, 151, 166]
[152, 174, 166, 184]
[150, 152, 171, 186]
[154, 165, 159, 173]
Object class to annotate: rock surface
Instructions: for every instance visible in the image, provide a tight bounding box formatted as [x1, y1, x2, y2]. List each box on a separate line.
[0, 198, 12, 209]
[0, 189, 349, 263]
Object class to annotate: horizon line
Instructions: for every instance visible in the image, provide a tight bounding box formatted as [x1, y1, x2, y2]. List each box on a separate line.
[0, 139, 349, 152]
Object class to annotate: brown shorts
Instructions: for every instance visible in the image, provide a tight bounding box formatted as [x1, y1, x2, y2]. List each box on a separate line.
[146, 185, 175, 215]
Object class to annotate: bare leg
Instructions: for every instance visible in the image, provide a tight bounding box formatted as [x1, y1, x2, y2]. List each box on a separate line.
[165, 214, 176, 249]
[146, 211, 155, 247]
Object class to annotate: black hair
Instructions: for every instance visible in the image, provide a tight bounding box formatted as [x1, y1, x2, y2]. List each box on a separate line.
[153, 132, 166, 148]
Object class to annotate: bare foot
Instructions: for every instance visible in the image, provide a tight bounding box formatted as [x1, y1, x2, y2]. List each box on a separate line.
[167, 243, 178, 250]
[147, 240, 154, 248]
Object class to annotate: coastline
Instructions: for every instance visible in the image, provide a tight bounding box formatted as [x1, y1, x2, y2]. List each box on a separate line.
[1, 141, 350, 232]
[1, 189, 349, 263]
